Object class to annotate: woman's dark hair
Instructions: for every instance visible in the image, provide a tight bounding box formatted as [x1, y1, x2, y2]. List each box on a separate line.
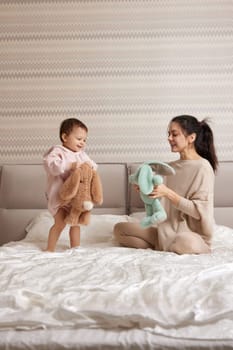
[59, 118, 88, 142]
[171, 115, 218, 172]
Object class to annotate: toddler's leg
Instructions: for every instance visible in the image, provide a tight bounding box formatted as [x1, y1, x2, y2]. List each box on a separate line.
[69, 225, 80, 248]
[168, 232, 211, 254]
[45, 208, 66, 252]
[113, 222, 157, 249]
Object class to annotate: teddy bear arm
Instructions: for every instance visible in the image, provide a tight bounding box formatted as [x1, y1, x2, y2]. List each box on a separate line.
[140, 192, 153, 205]
[144, 203, 153, 217]
[151, 210, 167, 224]
[79, 211, 91, 225]
[60, 170, 81, 201]
[152, 198, 161, 209]
[151, 199, 167, 220]
[91, 172, 103, 205]
[65, 207, 82, 226]
[153, 174, 163, 186]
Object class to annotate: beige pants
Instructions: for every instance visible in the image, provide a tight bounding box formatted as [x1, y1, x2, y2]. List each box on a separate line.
[113, 222, 210, 255]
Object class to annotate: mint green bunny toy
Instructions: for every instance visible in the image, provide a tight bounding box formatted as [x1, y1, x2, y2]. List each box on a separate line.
[129, 161, 175, 228]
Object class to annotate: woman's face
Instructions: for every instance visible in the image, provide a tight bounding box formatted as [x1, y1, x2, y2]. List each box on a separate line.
[167, 121, 191, 153]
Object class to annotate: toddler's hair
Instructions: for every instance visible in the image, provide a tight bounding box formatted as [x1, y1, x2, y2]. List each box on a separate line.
[59, 118, 88, 142]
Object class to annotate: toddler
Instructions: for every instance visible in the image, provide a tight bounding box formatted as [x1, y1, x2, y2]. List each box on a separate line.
[43, 118, 97, 252]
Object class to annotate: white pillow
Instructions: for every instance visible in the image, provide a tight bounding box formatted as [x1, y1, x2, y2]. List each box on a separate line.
[24, 211, 59, 242]
[129, 211, 146, 222]
[212, 223, 233, 246]
[80, 214, 129, 244]
[24, 211, 129, 244]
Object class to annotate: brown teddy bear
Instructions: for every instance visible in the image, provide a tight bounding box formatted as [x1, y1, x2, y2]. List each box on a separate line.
[59, 162, 103, 226]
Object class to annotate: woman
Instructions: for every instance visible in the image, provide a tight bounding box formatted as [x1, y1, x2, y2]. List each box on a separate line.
[114, 115, 218, 254]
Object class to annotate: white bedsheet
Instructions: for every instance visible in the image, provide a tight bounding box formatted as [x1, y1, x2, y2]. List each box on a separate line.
[0, 213, 233, 342]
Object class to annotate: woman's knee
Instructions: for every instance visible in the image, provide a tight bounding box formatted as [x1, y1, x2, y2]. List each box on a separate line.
[113, 222, 127, 240]
[169, 233, 210, 255]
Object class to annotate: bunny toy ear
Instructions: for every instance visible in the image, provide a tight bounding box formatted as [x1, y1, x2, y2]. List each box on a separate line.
[138, 164, 154, 195]
[146, 160, 175, 176]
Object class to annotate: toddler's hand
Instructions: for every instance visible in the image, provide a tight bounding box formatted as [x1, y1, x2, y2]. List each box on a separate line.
[86, 161, 94, 168]
[70, 162, 80, 171]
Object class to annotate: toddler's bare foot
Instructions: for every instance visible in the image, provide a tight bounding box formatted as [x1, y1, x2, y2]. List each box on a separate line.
[70, 245, 80, 250]
[43, 247, 55, 252]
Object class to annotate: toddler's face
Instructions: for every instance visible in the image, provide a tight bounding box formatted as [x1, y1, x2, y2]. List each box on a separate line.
[62, 126, 87, 152]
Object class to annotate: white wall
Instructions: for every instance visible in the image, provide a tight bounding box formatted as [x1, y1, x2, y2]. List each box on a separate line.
[0, 0, 232, 163]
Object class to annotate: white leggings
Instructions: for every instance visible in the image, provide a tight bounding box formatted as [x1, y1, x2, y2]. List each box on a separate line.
[113, 222, 211, 255]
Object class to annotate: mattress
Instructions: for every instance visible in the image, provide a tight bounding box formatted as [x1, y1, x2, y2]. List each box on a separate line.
[0, 212, 233, 349]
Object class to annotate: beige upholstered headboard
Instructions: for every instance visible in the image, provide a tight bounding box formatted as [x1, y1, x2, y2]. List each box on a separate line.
[0, 162, 232, 246]
[213, 162, 233, 228]
[0, 163, 128, 245]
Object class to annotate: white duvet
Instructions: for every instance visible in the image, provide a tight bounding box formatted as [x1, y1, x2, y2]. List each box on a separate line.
[0, 212, 233, 340]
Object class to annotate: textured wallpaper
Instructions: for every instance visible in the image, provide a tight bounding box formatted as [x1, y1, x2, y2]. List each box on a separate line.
[0, 0, 232, 163]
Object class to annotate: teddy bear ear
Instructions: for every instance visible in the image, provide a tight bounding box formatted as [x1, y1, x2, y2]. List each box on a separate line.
[146, 160, 175, 176]
[138, 164, 154, 195]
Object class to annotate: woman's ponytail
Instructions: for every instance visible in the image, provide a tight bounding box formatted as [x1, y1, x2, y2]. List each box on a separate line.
[195, 119, 218, 172]
[171, 115, 219, 172]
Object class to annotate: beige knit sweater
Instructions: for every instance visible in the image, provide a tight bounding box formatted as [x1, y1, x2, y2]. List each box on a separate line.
[157, 158, 215, 251]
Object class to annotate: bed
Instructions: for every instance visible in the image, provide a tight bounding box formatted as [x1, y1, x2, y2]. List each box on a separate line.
[0, 162, 233, 349]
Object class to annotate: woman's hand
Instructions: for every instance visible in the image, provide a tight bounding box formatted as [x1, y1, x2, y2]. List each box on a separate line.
[133, 184, 140, 192]
[148, 184, 168, 199]
[149, 184, 181, 206]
